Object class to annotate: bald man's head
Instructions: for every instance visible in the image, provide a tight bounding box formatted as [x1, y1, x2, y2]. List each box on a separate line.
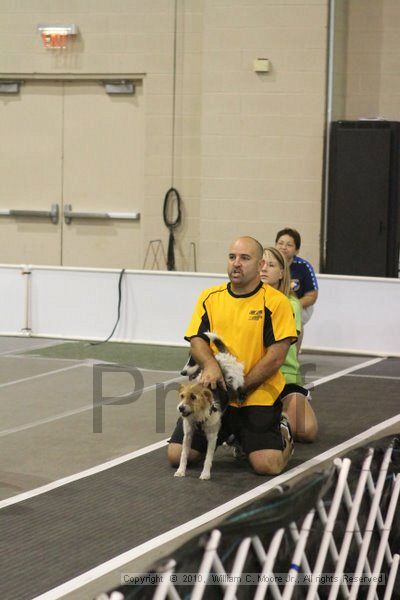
[237, 236, 264, 260]
[227, 236, 264, 294]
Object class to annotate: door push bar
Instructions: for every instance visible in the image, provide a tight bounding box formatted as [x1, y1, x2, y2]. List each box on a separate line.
[0, 204, 59, 224]
[64, 204, 140, 225]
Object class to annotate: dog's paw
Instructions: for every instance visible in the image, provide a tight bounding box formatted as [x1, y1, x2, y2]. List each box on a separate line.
[199, 471, 211, 480]
[174, 469, 186, 478]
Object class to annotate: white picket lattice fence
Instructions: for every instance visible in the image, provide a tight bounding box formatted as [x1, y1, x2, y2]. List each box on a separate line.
[99, 437, 400, 600]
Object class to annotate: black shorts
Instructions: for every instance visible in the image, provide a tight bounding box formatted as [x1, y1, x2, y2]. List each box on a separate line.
[168, 399, 284, 456]
[281, 383, 310, 399]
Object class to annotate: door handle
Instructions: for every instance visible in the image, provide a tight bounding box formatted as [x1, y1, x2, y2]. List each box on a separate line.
[63, 204, 140, 225]
[0, 203, 59, 224]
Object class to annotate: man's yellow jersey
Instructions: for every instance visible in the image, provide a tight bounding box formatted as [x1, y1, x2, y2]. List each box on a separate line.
[185, 281, 297, 407]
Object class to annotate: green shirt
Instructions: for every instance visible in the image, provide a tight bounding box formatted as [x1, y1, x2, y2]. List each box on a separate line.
[281, 294, 302, 385]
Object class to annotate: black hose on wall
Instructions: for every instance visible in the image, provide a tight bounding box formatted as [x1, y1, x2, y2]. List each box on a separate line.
[163, 187, 182, 271]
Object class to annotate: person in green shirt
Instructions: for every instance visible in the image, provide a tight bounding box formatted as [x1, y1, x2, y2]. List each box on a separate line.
[261, 247, 318, 442]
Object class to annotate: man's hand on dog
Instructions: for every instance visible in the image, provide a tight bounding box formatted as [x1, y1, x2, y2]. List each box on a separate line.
[198, 359, 227, 391]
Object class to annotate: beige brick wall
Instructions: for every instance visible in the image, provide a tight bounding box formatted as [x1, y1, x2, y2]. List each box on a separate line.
[343, 0, 400, 121]
[198, 0, 327, 273]
[345, 0, 383, 119]
[0, 0, 329, 274]
[379, 0, 400, 119]
[171, 0, 203, 271]
[331, 0, 348, 121]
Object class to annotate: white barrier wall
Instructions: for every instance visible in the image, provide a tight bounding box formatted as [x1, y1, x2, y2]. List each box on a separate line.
[2, 265, 400, 356]
[304, 275, 400, 355]
[30, 268, 223, 344]
[0, 265, 27, 334]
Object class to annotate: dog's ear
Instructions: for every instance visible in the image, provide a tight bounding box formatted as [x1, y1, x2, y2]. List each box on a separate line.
[179, 383, 187, 393]
[203, 388, 213, 403]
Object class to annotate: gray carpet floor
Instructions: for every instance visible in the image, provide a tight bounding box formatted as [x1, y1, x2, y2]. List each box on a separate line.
[1, 359, 399, 599]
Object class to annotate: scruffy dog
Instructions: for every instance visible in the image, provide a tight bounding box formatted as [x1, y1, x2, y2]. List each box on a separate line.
[175, 333, 245, 480]
[174, 382, 221, 480]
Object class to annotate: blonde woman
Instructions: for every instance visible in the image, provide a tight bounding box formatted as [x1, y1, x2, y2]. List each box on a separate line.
[261, 247, 318, 442]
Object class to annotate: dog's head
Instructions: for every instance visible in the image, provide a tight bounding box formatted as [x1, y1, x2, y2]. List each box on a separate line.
[177, 382, 216, 417]
[180, 354, 201, 379]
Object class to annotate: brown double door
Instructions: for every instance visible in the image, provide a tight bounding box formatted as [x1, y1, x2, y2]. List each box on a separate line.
[0, 79, 144, 268]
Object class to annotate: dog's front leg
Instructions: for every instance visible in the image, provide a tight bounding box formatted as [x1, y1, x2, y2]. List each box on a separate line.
[174, 425, 192, 478]
[200, 432, 218, 480]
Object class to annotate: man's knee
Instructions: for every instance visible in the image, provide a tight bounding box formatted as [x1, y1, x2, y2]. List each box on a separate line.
[283, 393, 318, 443]
[167, 443, 202, 467]
[167, 443, 182, 467]
[248, 449, 285, 476]
[296, 420, 318, 443]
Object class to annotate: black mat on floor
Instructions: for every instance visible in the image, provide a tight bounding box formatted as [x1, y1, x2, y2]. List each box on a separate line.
[292, 372, 400, 465]
[1, 374, 399, 599]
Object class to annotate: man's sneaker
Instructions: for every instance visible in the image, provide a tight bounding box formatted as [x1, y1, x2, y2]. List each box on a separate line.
[224, 434, 247, 461]
[280, 413, 294, 457]
[232, 442, 247, 460]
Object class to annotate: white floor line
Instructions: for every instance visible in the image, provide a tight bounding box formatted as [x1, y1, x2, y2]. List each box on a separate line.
[2, 353, 88, 363]
[0, 363, 87, 389]
[345, 373, 400, 381]
[305, 356, 385, 389]
[0, 341, 62, 357]
[0, 439, 169, 510]
[31, 413, 400, 600]
[3, 353, 182, 373]
[0, 375, 184, 439]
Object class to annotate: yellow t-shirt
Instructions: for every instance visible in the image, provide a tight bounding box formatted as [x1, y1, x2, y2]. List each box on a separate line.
[185, 281, 297, 407]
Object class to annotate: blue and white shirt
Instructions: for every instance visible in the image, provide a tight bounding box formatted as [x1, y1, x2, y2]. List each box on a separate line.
[290, 256, 318, 299]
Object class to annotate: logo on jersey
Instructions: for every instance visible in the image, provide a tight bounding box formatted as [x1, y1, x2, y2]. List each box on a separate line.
[248, 309, 263, 321]
[291, 279, 300, 292]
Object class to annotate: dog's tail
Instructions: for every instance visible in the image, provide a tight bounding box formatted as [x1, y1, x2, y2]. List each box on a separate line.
[204, 331, 229, 354]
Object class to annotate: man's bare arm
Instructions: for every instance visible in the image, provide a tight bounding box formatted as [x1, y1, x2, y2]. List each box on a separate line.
[190, 336, 226, 390]
[243, 338, 291, 394]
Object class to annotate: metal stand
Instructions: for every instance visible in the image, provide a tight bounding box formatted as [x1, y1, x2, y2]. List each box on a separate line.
[142, 239, 167, 270]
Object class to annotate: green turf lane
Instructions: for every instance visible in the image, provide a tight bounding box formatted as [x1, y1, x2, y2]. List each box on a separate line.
[24, 341, 189, 371]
